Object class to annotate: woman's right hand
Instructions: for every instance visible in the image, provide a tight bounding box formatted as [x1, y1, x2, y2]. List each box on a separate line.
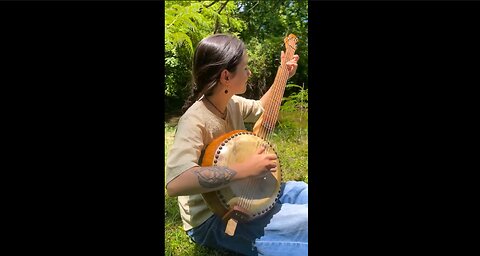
[230, 146, 278, 179]
[167, 146, 278, 197]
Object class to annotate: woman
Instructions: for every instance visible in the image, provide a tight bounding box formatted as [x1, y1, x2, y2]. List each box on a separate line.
[166, 33, 307, 256]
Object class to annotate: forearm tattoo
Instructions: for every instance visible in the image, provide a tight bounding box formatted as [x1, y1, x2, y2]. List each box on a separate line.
[194, 166, 237, 188]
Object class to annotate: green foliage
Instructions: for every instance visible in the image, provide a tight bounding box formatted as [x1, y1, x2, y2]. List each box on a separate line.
[237, 0, 308, 98]
[165, 1, 246, 98]
[242, 37, 277, 98]
[275, 84, 308, 182]
[165, 0, 308, 100]
[281, 83, 308, 113]
[270, 128, 308, 182]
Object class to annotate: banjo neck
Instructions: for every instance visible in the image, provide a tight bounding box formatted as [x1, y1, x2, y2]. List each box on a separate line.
[253, 34, 299, 139]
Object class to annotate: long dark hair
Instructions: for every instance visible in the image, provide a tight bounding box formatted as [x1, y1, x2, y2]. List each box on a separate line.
[181, 34, 246, 113]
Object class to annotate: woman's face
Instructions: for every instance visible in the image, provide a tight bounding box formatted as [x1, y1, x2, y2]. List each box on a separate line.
[228, 53, 252, 95]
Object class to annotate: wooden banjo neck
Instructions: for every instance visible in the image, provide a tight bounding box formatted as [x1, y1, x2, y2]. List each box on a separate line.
[253, 34, 299, 140]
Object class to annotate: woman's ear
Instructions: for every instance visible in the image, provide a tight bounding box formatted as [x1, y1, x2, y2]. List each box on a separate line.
[220, 69, 230, 84]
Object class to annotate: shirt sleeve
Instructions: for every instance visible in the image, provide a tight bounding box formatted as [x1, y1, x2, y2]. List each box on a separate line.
[165, 114, 205, 186]
[234, 95, 264, 123]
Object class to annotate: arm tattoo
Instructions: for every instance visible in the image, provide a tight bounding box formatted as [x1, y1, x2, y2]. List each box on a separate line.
[194, 166, 237, 188]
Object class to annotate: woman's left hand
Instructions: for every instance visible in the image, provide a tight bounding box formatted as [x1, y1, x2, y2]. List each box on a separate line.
[281, 51, 300, 79]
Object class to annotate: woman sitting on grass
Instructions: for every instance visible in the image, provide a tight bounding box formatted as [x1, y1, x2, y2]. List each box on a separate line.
[165, 33, 308, 256]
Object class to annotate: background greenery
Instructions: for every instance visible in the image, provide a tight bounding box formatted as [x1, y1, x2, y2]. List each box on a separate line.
[165, 1, 308, 255]
[165, 0, 308, 115]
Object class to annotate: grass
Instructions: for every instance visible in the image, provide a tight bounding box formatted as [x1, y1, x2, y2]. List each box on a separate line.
[164, 108, 308, 255]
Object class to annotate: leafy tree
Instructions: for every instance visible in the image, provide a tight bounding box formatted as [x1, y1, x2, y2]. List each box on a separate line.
[236, 0, 308, 98]
[165, 0, 308, 107]
[165, 1, 245, 100]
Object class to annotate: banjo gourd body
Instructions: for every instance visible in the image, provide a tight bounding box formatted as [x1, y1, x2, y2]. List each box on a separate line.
[201, 130, 282, 221]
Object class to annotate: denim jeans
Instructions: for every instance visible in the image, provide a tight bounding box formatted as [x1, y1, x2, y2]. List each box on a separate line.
[187, 181, 308, 256]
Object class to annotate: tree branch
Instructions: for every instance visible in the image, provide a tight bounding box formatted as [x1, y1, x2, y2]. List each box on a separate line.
[214, 0, 229, 34]
[246, 1, 259, 13]
[204, 0, 220, 8]
[217, 0, 228, 14]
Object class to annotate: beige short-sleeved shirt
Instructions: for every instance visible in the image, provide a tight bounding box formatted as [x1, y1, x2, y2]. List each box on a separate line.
[166, 95, 264, 231]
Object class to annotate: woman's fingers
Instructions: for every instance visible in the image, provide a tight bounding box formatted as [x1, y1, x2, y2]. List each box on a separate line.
[256, 145, 266, 154]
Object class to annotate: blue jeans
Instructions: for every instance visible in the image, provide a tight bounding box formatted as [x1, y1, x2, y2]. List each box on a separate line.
[187, 181, 308, 256]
